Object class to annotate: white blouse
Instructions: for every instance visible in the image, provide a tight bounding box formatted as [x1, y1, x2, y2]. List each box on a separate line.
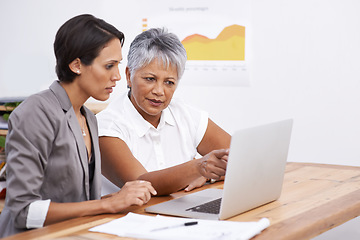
[97, 92, 208, 195]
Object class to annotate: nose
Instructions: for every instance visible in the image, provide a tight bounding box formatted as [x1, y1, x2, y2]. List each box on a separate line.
[112, 66, 121, 82]
[152, 81, 164, 96]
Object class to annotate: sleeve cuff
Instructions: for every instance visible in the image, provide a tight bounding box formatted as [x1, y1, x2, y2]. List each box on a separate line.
[26, 199, 51, 229]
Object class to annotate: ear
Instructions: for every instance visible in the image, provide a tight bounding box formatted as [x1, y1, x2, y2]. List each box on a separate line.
[125, 67, 132, 88]
[69, 58, 82, 75]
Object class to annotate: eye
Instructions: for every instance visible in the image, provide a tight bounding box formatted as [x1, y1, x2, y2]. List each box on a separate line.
[165, 80, 176, 86]
[144, 77, 156, 81]
[105, 61, 120, 70]
[105, 64, 114, 70]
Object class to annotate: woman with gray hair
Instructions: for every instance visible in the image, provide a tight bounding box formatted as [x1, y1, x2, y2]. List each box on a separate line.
[97, 28, 231, 196]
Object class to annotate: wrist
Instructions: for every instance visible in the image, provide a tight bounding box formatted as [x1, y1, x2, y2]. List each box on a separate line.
[99, 197, 114, 214]
[194, 158, 206, 176]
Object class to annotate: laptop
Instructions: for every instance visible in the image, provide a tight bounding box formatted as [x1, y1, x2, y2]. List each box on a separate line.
[145, 119, 293, 220]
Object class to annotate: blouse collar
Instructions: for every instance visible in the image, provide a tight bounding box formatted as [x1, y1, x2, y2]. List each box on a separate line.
[124, 93, 175, 137]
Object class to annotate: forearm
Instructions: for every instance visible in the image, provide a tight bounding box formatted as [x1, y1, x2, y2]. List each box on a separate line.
[44, 199, 108, 226]
[138, 159, 202, 195]
[44, 180, 156, 226]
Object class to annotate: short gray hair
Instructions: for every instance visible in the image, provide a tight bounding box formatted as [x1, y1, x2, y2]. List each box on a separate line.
[127, 28, 187, 80]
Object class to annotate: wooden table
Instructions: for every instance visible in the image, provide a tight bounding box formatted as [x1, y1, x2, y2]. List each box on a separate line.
[2, 162, 360, 240]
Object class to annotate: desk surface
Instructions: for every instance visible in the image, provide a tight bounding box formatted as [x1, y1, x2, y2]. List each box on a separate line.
[2, 162, 360, 240]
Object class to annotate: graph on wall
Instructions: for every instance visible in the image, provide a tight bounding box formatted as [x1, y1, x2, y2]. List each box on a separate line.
[182, 24, 245, 61]
[135, 0, 251, 86]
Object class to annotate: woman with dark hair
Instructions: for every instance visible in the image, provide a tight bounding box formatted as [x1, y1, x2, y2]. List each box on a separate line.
[0, 14, 156, 237]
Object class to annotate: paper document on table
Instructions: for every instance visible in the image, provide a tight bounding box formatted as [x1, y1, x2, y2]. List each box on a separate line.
[89, 212, 270, 240]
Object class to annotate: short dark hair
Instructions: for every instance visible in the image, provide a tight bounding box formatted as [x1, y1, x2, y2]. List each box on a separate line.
[54, 14, 124, 82]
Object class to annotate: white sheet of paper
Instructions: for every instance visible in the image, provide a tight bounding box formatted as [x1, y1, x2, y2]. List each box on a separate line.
[89, 212, 270, 240]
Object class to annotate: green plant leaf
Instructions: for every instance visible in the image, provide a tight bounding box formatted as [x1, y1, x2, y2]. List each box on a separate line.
[0, 101, 21, 149]
[4, 102, 20, 108]
[0, 136, 5, 149]
[2, 113, 10, 121]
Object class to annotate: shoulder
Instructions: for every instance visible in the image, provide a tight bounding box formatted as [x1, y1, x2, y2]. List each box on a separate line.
[97, 93, 126, 124]
[7, 90, 62, 145]
[167, 97, 209, 144]
[96, 93, 130, 137]
[168, 97, 208, 124]
[11, 89, 61, 122]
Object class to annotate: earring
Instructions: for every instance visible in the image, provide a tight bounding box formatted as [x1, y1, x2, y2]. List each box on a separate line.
[76, 70, 80, 74]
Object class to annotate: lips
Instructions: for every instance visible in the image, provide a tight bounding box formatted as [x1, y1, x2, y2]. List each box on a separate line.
[106, 85, 116, 93]
[148, 98, 163, 107]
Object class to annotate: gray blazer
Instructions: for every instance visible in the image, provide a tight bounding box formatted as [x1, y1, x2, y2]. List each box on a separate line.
[0, 81, 101, 237]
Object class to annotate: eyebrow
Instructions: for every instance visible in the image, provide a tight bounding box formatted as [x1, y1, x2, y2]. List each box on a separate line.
[142, 72, 177, 79]
[107, 59, 122, 64]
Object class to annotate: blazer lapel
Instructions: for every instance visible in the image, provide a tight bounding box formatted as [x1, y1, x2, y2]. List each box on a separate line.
[49, 81, 90, 200]
[67, 108, 90, 200]
[84, 107, 101, 199]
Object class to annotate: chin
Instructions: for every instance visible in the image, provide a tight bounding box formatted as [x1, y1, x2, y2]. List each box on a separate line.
[94, 95, 110, 102]
[146, 110, 163, 117]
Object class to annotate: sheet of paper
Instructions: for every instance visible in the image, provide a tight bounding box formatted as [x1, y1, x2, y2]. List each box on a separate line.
[89, 212, 270, 240]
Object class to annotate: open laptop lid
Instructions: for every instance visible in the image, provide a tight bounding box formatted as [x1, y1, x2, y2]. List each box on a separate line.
[145, 119, 293, 220]
[219, 119, 293, 219]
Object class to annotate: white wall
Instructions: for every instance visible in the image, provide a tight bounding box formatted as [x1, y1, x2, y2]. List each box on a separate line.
[177, 0, 360, 167]
[1, 0, 359, 167]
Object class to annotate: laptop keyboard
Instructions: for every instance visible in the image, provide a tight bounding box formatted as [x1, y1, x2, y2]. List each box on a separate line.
[186, 198, 222, 214]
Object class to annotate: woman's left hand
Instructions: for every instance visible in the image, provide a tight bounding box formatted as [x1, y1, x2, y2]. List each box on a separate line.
[184, 176, 207, 192]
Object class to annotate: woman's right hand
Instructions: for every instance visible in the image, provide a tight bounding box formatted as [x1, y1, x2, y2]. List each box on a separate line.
[102, 180, 157, 213]
[197, 148, 229, 180]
